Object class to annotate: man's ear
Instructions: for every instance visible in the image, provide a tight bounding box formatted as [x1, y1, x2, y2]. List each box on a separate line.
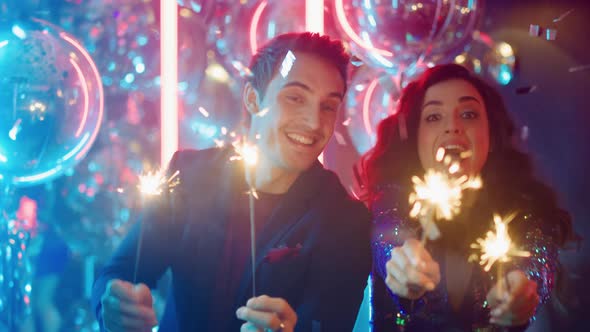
[243, 82, 261, 115]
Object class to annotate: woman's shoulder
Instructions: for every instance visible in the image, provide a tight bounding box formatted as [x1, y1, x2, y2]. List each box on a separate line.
[370, 183, 408, 215]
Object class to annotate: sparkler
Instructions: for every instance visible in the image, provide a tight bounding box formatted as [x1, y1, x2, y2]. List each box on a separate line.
[231, 138, 259, 296]
[409, 148, 482, 244]
[133, 168, 180, 283]
[469, 213, 530, 295]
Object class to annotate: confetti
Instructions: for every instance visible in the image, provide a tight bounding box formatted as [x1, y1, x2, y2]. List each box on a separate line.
[515, 85, 537, 95]
[529, 24, 541, 37]
[545, 28, 557, 41]
[569, 64, 590, 73]
[553, 8, 574, 23]
[198, 107, 209, 117]
[350, 55, 364, 67]
[334, 131, 347, 146]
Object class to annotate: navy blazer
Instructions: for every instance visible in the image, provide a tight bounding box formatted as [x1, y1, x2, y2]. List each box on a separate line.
[92, 147, 372, 331]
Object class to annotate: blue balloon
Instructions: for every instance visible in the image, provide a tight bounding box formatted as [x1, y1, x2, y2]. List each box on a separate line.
[0, 18, 104, 186]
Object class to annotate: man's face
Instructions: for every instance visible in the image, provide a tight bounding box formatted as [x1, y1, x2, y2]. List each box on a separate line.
[246, 52, 345, 174]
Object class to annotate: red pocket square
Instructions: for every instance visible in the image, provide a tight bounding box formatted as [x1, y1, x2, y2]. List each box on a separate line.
[264, 243, 303, 263]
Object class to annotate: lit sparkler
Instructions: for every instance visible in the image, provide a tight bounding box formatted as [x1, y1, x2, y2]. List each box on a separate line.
[469, 213, 530, 294]
[231, 138, 260, 296]
[137, 169, 180, 196]
[409, 148, 482, 244]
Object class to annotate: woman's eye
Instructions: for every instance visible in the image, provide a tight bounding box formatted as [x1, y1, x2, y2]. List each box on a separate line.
[461, 110, 479, 119]
[425, 113, 441, 122]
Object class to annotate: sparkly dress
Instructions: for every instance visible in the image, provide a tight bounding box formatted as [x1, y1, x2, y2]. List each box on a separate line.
[369, 184, 561, 332]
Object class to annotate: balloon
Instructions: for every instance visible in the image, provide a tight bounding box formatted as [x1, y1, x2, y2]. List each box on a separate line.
[453, 31, 516, 85]
[427, 0, 484, 63]
[331, 0, 483, 73]
[0, 18, 103, 187]
[178, 61, 243, 150]
[209, 0, 340, 77]
[67, 0, 161, 95]
[177, 0, 217, 24]
[56, 121, 156, 258]
[63, 0, 210, 102]
[345, 67, 402, 154]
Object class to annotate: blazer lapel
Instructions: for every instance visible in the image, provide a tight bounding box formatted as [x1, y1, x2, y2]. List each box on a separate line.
[182, 152, 239, 311]
[235, 162, 326, 303]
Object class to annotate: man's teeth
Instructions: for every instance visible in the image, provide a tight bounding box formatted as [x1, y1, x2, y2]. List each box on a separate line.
[287, 133, 314, 145]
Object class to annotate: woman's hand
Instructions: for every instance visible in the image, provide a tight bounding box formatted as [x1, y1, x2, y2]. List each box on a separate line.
[487, 269, 539, 327]
[385, 239, 441, 300]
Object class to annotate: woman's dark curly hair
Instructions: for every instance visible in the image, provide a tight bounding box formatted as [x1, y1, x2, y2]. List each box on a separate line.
[359, 63, 573, 246]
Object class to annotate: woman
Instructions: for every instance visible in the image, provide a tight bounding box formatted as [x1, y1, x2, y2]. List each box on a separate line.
[359, 64, 574, 331]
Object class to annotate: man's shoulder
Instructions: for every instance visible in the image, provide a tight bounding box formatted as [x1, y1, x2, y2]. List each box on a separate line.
[313, 167, 369, 218]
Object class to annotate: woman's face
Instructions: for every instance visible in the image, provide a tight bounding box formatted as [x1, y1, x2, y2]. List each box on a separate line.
[417, 79, 490, 176]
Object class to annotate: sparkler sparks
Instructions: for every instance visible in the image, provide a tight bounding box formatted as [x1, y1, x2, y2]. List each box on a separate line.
[469, 213, 531, 272]
[137, 169, 180, 196]
[409, 170, 482, 222]
[409, 148, 482, 242]
[231, 139, 259, 167]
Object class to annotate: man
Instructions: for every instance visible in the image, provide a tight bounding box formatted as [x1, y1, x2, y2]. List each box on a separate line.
[92, 32, 371, 331]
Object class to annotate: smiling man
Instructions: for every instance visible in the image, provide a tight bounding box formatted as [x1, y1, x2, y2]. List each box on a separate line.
[92, 32, 371, 332]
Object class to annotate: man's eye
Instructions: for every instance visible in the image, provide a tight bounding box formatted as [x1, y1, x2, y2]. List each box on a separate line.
[286, 95, 303, 103]
[322, 104, 338, 112]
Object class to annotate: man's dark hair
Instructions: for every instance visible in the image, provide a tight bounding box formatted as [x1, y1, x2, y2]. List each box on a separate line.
[247, 32, 350, 101]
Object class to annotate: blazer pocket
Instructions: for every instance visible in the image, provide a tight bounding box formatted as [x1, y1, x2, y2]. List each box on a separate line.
[259, 253, 310, 295]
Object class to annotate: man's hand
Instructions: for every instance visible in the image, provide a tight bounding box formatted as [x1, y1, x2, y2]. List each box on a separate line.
[236, 295, 297, 332]
[100, 279, 158, 332]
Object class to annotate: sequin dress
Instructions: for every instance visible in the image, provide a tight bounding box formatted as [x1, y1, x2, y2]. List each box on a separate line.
[369, 184, 561, 332]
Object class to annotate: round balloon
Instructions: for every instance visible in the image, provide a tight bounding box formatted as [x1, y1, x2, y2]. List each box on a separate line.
[209, 0, 340, 78]
[332, 0, 444, 73]
[179, 61, 243, 150]
[67, 0, 161, 95]
[0, 18, 104, 187]
[345, 66, 402, 154]
[453, 31, 516, 85]
[332, 0, 483, 73]
[177, 0, 217, 24]
[64, 0, 209, 101]
[426, 0, 484, 63]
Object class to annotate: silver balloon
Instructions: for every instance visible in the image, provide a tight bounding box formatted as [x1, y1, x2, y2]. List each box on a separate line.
[331, 0, 483, 74]
[179, 61, 243, 150]
[345, 67, 402, 154]
[57, 123, 153, 258]
[427, 0, 484, 63]
[69, 0, 161, 95]
[177, 0, 217, 24]
[452, 31, 516, 85]
[0, 18, 104, 187]
[332, 0, 443, 73]
[65, 0, 209, 102]
[209, 0, 339, 77]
